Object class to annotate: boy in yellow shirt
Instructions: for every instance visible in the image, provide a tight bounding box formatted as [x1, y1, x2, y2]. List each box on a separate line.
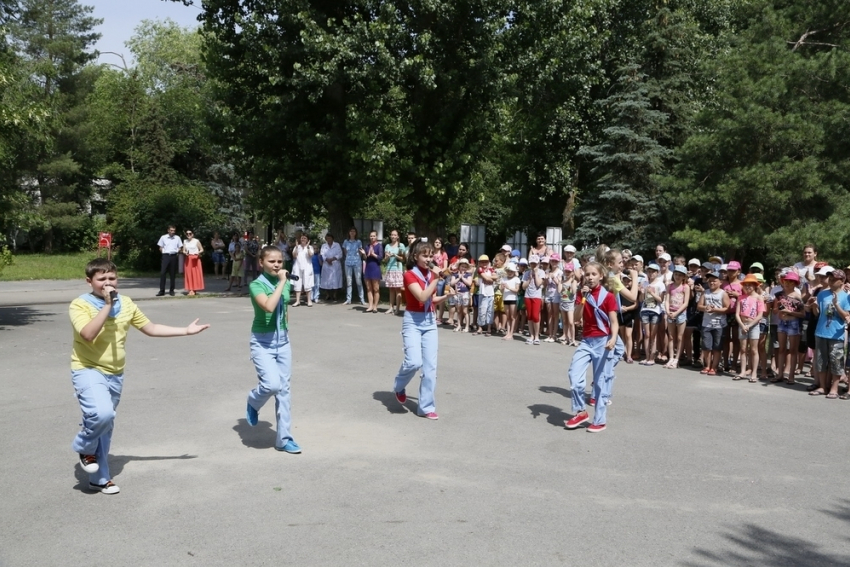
[70, 259, 209, 494]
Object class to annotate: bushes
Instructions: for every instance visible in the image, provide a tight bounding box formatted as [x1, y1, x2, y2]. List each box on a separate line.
[108, 180, 223, 270]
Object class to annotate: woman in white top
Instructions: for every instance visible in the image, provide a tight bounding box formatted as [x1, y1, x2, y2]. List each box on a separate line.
[182, 229, 205, 296]
[793, 243, 818, 283]
[292, 234, 315, 306]
[320, 233, 343, 301]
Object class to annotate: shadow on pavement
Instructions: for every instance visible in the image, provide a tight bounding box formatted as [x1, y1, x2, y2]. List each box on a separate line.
[233, 418, 277, 449]
[527, 404, 569, 428]
[72, 453, 198, 493]
[372, 391, 414, 414]
[539, 385, 572, 398]
[0, 306, 56, 329]
[682, 499, 850, 566]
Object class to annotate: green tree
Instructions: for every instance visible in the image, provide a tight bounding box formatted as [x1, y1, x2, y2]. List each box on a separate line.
[201, 0, 508, 238]
[108, 179, 222, 269]
[575, 65, 672, 249]
[6, 0, 102, 252]
[661, 0, 850, 263]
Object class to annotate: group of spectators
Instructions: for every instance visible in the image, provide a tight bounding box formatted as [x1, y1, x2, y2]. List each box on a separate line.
[189, 227, 850, 398]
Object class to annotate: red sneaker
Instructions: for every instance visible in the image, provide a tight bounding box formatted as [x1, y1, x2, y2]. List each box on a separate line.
[564, 411, 589, 429]
[589, 398, 596, 406]
[587, 423, 607, 433]
[394, 389, 406, 403]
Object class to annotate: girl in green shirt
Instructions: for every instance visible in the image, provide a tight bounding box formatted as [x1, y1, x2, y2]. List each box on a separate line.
[245, 246, 301, 454]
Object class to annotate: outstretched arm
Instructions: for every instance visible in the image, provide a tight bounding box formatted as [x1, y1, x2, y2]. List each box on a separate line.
[139, 318, 210, 337]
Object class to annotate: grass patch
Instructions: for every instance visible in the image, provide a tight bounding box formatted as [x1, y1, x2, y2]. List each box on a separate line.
[0, 252, 160, 281]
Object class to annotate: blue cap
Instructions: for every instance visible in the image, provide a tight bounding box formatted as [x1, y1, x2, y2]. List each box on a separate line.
[673, 265, 688, 275]
[647, 263, 660, 271]
[706, 271, 720, 279]
[511, 249, 521, 257]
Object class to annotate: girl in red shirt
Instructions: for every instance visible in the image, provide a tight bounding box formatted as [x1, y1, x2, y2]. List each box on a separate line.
[564, 262, 620, 432]
[391, 241, 454, 419]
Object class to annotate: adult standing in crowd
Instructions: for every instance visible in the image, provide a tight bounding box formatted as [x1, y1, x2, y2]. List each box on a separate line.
[292, 234, 315, 307]
[182, 229, 205, 296]
[384, 230, 407, 315]
[363, 230, 383, 312]
[529, 232, 553, 259]
[210, 232, 226, 279]
[157, 225, 182, 297]
[227, 233, 239, 275]
[794, 244, 818, 283]
[244, 230, 259, 285]
[449, 242, 474, 267]
[342, 227, 365, 305]
[320, 233, 343, 301]
[444, 234, 459, 259]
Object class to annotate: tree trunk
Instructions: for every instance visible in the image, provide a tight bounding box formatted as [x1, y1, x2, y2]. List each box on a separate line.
[326, 199, 352, 243]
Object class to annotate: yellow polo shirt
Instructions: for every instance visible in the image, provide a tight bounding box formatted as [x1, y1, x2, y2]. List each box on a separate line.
[70, 296, 150, 375]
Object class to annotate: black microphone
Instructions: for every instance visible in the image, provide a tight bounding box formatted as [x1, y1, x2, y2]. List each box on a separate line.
[288, 274, 300, 281]
[109, 290, 118, 301]
[428, 262, 437, 270]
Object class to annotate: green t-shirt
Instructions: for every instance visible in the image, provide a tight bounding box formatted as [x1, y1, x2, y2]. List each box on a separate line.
[385, 243, 406, 272]
[249, 275, 291, 333]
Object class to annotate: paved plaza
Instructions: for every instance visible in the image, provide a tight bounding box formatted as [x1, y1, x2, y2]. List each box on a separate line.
[1, 279, 849, 566]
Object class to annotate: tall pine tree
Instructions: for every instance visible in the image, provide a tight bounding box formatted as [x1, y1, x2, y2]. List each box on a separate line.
[575, 65, 672, 249]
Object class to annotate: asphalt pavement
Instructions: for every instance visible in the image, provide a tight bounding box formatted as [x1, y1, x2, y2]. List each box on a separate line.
[1, 279, 849, 566]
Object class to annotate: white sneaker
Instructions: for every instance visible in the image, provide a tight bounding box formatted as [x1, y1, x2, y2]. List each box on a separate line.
[79, 454, 99, 474]
[89, 480, 120, 494]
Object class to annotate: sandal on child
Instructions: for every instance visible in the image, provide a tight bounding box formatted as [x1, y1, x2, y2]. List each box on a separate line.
[748, 377, 758, 383]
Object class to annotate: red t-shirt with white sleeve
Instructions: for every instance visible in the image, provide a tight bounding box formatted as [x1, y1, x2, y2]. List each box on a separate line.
[577, 286, 618, 338]
[403, 269, 434, 312]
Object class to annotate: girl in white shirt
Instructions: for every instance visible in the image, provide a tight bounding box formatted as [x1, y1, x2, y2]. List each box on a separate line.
[500, 264, 521, 339]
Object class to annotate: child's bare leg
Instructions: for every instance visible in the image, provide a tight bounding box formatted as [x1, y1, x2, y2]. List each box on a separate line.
[749, 340, 759, 379]
[777, 333, 788, 378]
[758, 333, 768, 378]
[567, 311, 575, 343]
[788, 336, 800, 381]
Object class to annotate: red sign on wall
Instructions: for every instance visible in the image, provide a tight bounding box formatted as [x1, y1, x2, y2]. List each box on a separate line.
[98, 232, 112, 248]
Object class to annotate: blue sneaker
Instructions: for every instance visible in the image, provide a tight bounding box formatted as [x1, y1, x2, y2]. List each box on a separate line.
[276, 440, 301, 454]
[246, 403, 258, 426]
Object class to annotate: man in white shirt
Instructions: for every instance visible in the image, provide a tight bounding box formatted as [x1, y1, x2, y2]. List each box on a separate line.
[157, 225, 183, 296]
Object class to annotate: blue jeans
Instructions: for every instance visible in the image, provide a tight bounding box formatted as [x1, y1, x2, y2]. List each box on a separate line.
[568, 336, 617, 425]
[393, 311, 438, 415]
[248, 331, 293, 448]
[71, 368, 123, 485]
[345, 263, 364, 303]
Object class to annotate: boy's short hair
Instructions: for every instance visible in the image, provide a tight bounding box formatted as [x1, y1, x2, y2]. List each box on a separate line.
[85, 258, 118, 278]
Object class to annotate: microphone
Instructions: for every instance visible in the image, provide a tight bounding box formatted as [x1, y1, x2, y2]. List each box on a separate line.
[288, 274, 300, 281]
[109, 290, 118, 301]
[428, 262, 437, 270]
